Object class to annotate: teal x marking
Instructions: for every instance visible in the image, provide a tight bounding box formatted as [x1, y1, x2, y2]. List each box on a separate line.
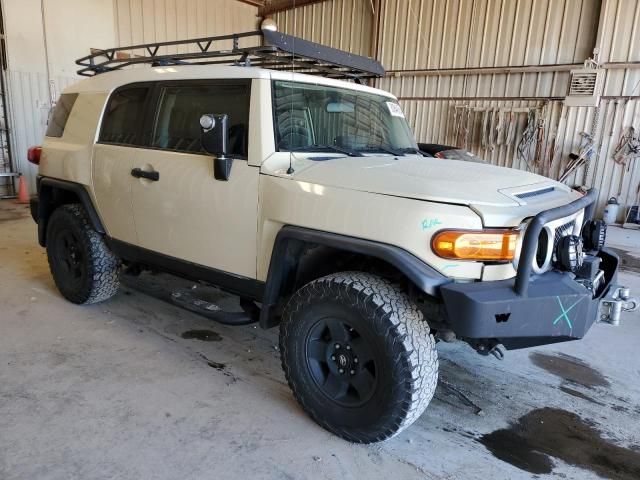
[553, 296, 583, 329]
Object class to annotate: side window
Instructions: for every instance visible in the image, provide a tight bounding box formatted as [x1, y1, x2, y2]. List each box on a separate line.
[46, 93, 78, 138]
[99, 86, 149, 146]
[151, 82, 250, 157]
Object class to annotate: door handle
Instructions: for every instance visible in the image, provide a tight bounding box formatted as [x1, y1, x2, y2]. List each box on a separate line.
[131, 168, 159, 181]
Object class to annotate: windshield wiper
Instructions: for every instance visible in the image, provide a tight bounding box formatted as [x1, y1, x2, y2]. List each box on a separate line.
[287, 144, 363, 157]
[357, 145, 405, 156]
[398, 147, 425, 155]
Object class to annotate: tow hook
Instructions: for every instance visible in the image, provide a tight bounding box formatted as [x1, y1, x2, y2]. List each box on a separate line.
[489, 343, 506, 360]
[472, 340, 506, 360]
[598, 286, 639, 326]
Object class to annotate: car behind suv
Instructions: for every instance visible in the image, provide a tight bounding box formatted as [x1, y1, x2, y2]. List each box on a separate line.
[28, 31, 636, 443]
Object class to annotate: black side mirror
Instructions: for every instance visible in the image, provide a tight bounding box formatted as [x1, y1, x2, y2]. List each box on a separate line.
[200, 114, 232, 181]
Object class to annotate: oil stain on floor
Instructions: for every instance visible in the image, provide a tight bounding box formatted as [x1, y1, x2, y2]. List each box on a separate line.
[180, 330, 222, 341]
[479, 407, 640, 479]
[559, 385, 605, 406]
[529, 352, 610, 389]
[609, 247, 640, 274]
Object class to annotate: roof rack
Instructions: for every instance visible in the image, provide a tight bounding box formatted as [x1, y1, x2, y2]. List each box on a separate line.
[75, 30, 385, 82]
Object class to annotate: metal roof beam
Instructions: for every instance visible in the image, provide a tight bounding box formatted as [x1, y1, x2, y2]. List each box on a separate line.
[235, 0, 265, 7]
[259, 0, 330, 16]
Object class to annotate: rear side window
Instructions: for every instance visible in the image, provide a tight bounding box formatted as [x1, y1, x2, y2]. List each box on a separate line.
[46, 93, 78, 137]
[99, 86, 149, 146]
[151, 82, 250, 157]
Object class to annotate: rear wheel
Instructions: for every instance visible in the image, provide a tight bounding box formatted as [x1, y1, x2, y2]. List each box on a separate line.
[280, 272, 438, 443]
[46, 204, 120, 304]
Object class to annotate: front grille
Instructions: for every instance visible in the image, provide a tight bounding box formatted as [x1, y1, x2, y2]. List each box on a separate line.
[554, 220, 576, 245]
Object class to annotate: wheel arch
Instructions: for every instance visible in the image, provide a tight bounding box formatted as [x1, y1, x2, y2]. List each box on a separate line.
[36, 177, 105, 246]
[259, 226, 450, 328]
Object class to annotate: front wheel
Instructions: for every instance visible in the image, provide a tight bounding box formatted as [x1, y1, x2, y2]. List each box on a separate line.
[279, 272, 438, 443]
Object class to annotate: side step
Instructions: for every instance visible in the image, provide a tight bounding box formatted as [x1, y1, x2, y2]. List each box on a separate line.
[121, 272, 260, 326]
[171, 290, 260, 325]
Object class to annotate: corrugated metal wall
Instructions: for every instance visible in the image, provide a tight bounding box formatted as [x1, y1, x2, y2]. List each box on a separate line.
[274, 0, 372, 56]
[378, 0, 600, 98]
[7, 72, 77, 193]
[113, 0, 259, 49]
[275, 0, 640, 221]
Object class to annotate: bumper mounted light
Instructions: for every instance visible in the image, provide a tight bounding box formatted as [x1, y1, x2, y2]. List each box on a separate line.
[582, 219, 607, 251]
[556, 234, 585, 272]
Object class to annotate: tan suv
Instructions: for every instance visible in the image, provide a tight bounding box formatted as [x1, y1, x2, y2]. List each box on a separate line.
[28, 30, 635, 443]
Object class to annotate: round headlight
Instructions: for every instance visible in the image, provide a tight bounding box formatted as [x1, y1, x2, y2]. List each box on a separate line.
[556, 235, 584, 272]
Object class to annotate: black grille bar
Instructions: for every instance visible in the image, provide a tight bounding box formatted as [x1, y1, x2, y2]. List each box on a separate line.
[515, 189, 597, 296]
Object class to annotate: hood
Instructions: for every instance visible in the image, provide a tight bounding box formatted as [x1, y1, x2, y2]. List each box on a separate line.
[286, 155, 572, 208]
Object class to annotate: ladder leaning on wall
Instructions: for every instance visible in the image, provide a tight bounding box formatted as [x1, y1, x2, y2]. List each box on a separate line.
[0, 21, 17, 200]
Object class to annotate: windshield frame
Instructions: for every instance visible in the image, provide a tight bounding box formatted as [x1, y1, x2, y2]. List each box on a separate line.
[270, 80, 418, 155]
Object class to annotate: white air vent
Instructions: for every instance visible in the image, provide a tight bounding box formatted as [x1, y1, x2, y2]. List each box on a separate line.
[565, 68, 604, 107]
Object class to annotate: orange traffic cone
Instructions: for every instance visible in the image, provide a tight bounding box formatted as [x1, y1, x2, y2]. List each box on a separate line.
[16, 175, 30, 204]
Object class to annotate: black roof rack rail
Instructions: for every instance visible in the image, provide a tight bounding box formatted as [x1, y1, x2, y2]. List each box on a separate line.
[75, 30, 385, 82]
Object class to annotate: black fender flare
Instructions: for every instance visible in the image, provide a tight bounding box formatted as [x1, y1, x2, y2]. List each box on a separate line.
[36, 177, 105, 246]
[259, 225, 451, 328]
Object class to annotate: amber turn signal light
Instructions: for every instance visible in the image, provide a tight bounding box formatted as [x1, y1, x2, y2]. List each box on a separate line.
[432, 230, 518, 261]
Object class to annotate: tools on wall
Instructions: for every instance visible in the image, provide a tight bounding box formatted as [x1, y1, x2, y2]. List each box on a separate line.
[447, 101, 639, 225]
[613, 126, 640, 167]
[452, 105, 529, 151]
[558, 132, 596, 182]
[612, 126, 640, 228]
[451, 104, 547, 172]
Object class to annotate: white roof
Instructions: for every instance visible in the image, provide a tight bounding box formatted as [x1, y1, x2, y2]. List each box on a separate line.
[64, 65, 396, 99]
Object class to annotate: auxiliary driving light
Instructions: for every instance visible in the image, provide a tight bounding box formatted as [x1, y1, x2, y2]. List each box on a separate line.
[556, 235, 585, 272]
[581, 219, 607, 251]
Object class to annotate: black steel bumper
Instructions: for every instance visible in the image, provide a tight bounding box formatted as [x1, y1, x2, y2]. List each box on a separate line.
[439, 189, 620, 349]
[440, 249, 619, 349]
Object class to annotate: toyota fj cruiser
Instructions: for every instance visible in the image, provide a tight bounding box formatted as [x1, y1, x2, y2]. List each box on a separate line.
[28, 31, 636, 443]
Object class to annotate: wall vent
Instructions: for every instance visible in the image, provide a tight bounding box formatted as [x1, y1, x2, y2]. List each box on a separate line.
[565, 68, 604, 107]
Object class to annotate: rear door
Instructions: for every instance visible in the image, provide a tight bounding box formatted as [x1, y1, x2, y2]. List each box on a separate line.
[92, 84, 152, 244]
[130, 79, 259, 278]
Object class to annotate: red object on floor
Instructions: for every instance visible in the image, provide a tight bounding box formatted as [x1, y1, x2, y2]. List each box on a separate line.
[16, 175, 30, 204]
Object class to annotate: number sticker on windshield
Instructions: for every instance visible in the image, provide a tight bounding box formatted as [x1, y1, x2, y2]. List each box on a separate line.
[386, 102, 405, 118]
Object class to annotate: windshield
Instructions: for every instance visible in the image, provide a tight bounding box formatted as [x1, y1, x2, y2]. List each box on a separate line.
[272, 80, 418, 154]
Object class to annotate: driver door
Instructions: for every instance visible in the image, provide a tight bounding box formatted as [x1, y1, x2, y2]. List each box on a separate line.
[130, 80, 259, 278]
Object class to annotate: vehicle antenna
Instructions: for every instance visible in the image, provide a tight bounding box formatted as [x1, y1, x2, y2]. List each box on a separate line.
[287, 0, 297, 175]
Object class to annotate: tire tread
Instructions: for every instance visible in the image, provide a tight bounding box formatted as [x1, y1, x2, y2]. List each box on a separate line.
[280, 271, 438, 443]
[47, 204, 120, 304]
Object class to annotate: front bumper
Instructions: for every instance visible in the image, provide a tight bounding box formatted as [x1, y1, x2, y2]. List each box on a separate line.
[439, 189, 631, 350]
[440, 248, 620, 349]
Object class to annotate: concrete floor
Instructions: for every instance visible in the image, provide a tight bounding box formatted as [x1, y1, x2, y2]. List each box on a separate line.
[1, 200, 640, 480]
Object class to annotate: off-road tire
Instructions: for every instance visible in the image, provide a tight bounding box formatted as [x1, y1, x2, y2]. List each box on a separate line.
[46, 204, 120, 304]
[280, 272, 438, 443]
